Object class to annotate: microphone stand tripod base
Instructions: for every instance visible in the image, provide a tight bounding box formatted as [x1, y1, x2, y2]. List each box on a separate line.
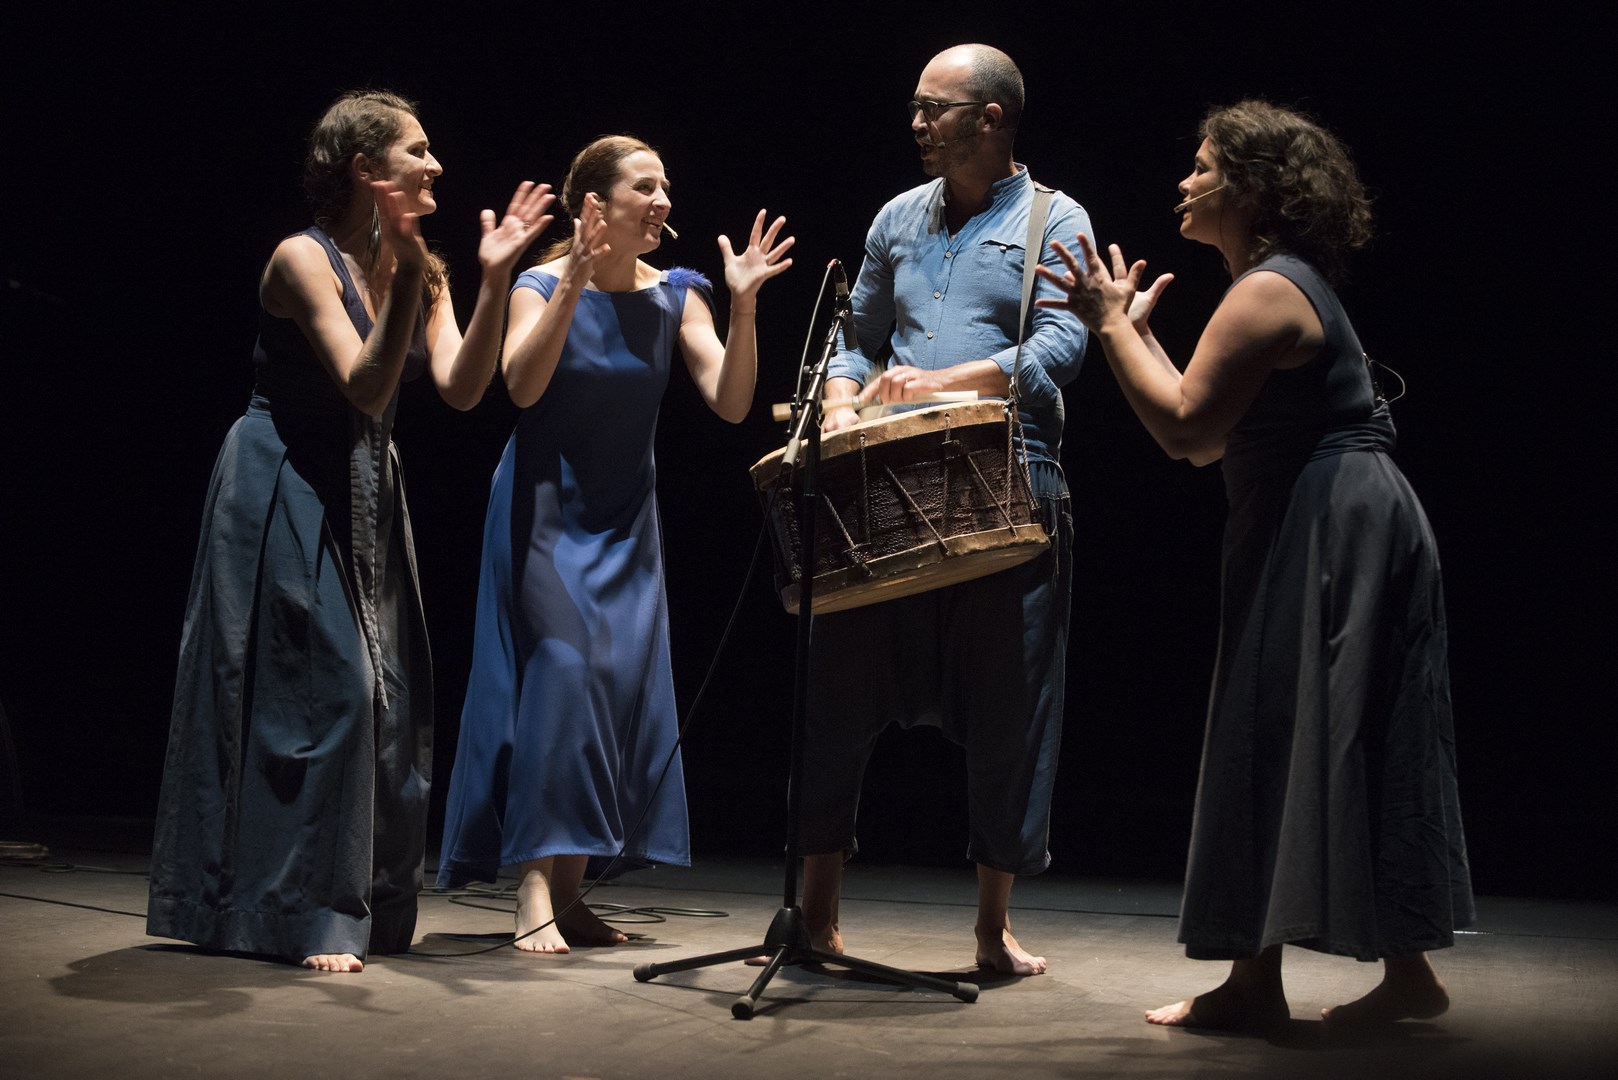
[632, 905, 979, 1019]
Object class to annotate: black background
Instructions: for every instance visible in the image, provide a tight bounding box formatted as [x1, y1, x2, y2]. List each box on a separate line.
[3, 4, 1612, 899]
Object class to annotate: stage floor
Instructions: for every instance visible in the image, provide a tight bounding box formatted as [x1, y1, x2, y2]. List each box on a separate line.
[3, 834, 1614, 1080]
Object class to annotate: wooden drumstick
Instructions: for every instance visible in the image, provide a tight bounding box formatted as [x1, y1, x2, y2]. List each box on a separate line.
[769, 391, 977, 423]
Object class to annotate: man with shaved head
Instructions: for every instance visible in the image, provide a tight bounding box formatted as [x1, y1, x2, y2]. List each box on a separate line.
[798, 44, 1093, 975]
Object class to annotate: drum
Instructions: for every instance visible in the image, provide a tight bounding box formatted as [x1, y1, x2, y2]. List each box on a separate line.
[750, 401, 1049, 614]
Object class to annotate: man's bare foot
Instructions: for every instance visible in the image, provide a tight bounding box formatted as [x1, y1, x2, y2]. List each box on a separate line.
[812, 922, 844, 957]
[555, 902, 629, 947]
[1322, 973, 1449, 1027]
[303, 953, 363, 972]
[514, 869, 569, 953]
[743, 921, 842, 966]
[975, 926, 1047, 976]
[1145, 980, 1290, 1031]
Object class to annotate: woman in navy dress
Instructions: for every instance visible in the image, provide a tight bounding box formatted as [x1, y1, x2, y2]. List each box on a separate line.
[1039, 101, 1472, 1029]
[437, 136, 793, 952]
[147, 91, 553, 973]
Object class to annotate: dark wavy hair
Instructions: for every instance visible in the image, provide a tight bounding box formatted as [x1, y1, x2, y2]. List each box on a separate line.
[1200, 100, 1372, 284]
[303, 89, 446, 295]
[541, 135, 659, 261]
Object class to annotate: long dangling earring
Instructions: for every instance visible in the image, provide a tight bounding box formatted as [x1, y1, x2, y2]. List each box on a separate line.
[367, 200, 382, 271]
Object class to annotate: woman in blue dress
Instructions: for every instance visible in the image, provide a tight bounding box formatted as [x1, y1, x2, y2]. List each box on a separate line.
[437, 136, 794, 952]
[1039, 102, 1472, 1029]
[148, 91, 553, 973]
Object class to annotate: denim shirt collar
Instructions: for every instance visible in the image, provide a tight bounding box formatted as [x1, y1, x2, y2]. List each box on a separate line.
[927, 163, 1029, 235]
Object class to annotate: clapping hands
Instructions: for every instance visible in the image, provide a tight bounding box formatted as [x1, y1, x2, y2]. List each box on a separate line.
[371, 181, 428, 273]
[478, 181, 556, 276]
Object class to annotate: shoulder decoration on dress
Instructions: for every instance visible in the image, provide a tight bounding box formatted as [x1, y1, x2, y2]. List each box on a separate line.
[666, 266, 715, 316]
[666, 266, 712, 292]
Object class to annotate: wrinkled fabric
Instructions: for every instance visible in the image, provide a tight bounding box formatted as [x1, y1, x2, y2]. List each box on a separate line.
[800, 461, 1071, 874]
[436, 269, 706, 886]
[828, 165, 1092, 466]
[1180, 254, 1473, 960]
[148, 228, 432, 962]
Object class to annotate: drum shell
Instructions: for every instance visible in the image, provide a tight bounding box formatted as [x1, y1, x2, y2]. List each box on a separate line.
[750, 402, 1049, 614]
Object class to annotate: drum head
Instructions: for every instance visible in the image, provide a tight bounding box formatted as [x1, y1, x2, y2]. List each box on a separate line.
[750, 401, 1011, 490]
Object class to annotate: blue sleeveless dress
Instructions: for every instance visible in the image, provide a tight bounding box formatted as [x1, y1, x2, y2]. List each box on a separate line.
[147, 228, 434, 962]
[436, 268, 707, 885]
[1179, 254, 1474, 961]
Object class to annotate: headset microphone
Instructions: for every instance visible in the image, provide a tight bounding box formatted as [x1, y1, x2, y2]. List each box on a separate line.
[1173, 185, 1226, 214]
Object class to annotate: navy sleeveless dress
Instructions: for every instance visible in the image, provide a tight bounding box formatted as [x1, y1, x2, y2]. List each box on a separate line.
[147, 228, 434, 962]
[436, 268, 705, 886]
[1179, 254, 1474, 961]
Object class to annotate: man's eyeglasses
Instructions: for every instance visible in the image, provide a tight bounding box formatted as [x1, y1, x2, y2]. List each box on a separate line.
[907, 99, 990, 122]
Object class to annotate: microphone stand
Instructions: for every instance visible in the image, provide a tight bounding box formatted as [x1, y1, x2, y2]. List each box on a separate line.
[633, 295, 979, 1019]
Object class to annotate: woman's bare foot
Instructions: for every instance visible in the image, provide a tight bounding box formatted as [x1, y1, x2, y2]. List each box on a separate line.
[514, 869, 570, 953]
[975, 926, 1047, 976]
[303, 953, 363, 972]
[1145, 980, 1290, 1031]
[1323, 954, 1449, 1027]
[1147, 950, 1289, 1031]
[554, 902, 628, 947]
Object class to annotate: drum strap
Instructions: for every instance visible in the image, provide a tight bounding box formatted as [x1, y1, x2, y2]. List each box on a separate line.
[1011, 183, 1055, 408]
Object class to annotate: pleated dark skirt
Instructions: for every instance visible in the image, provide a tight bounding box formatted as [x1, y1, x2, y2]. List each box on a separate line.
[147, 407, 432, 963]
[1179, 448, 1473, 961]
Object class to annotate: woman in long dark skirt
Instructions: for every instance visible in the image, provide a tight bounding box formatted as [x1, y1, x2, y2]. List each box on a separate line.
[147, 91, 552, 972]
[1039, 100, 1473, 1030]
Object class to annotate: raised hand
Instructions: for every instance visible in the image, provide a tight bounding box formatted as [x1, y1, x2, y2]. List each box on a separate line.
[478, 181, 556, 276]
[719, 209, 795, 304]
[563, 192, 612, 289]
[1127, 268, 1174, 336]
[372, 180, 428, 273]
[1035, 234, 1158, 334]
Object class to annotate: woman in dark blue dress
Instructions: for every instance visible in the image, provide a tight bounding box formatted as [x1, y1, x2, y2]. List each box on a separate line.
[147, 91, 553, 973]
[437, 135, 793, 952]
[1039, 101, 1472, 1029]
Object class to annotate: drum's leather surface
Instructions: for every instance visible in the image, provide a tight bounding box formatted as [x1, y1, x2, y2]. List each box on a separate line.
[752, 402, 1048, 614]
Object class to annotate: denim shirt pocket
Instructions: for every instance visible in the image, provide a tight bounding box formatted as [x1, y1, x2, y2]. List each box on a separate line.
[971, 234, 1027, 322]
[973, 233, 1025, 275]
